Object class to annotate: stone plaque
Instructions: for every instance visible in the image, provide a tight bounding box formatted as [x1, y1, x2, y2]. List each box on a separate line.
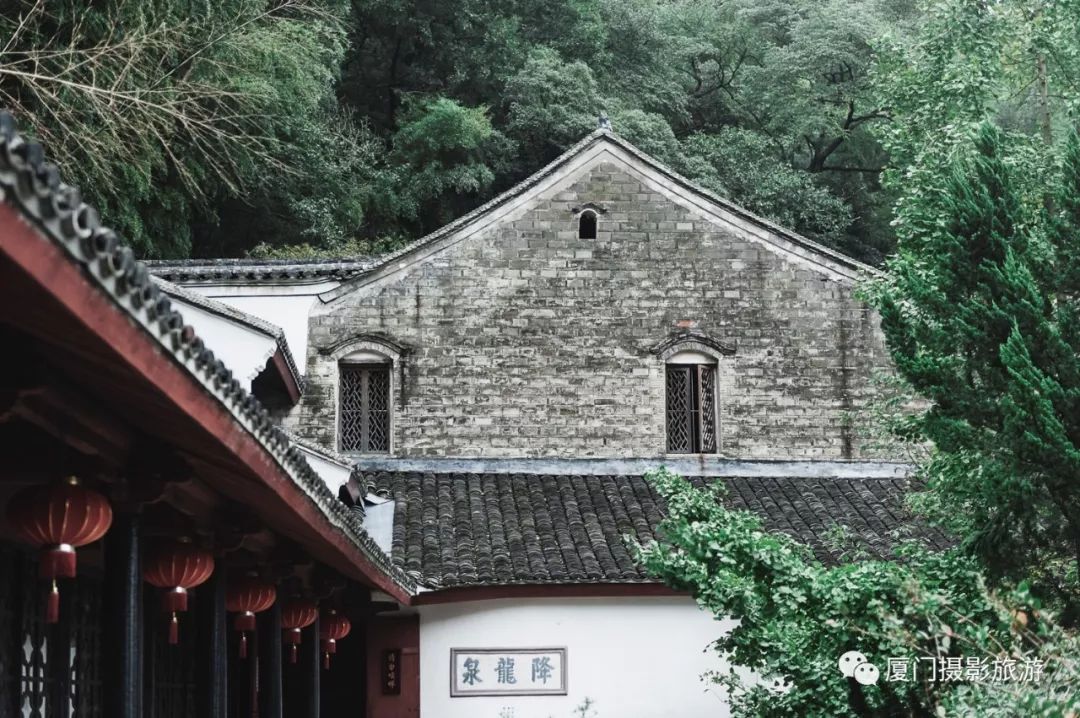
[450, 647, 567, 697]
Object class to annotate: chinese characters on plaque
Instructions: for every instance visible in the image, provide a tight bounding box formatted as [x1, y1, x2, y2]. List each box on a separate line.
[450, 648, 567, 697]
[382, 649, 402, 695]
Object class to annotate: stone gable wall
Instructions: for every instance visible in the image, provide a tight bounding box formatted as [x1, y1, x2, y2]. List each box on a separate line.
[289, 162, 896, 460]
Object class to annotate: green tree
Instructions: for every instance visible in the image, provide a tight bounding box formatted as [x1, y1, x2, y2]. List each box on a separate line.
[503, 47, 601, 166]
[873, 123, 1080, 614]
[387, 96, 511, 227]
[677, 130, 852, 243]
[0, 0, 375, 258]
[0, 0, 937, 260]
[868, 0, 1080, 612]
[637, 469, 1079, 717]
[337, 0, 919, 261]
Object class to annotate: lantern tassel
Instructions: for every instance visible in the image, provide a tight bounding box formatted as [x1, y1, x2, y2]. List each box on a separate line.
[45, 580, 59, 624]
[239, 632, 248, 659]
[323, 652, 330, 670]
[168, 612, 179, 645]
[290, 644, 298, 664]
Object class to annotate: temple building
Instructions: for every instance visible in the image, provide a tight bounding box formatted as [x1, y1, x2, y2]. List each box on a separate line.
[0, 113, 941, 717]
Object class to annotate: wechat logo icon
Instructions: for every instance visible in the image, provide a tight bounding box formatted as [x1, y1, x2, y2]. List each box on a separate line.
[838, 650, 880, 686]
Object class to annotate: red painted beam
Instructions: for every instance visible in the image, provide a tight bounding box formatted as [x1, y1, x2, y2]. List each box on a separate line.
[412, 582, 682, 605]
[0, 203, 411, 603]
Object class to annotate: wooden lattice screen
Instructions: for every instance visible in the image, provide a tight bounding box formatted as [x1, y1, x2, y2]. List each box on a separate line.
[665, 364, 717, 454]
[340, 364, 390, 452]
[0, 546, 104, 718]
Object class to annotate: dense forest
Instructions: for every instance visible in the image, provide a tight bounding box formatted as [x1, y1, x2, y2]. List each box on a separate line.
[5, 2, 1080, 713]
[0, 0, 914, 262]
[0, 1, 1072, 264]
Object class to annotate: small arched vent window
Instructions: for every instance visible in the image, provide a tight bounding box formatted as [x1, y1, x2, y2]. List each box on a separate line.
[578, 210, 597, 239]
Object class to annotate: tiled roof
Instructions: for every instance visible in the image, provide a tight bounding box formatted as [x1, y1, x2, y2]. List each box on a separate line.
[285, 431, 353, 469]
[146, 256, 379, 284]
[153, 277, 303, 392]
[362, 470, 949, 589]
[0, 111, 415, 595]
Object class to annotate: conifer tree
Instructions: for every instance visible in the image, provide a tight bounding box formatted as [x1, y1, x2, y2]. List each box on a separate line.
[876, 124, 1080, 611]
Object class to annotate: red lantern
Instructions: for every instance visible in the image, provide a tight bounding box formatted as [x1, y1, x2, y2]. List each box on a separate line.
[280, 599, 318, 664]
[226, 575, 276, 658]
[319, 609, 351, 670]
[143, 540, 214, 644]
[5, 476, 113, 623]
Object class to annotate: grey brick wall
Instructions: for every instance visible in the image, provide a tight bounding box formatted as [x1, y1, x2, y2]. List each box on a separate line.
[290, 162, 897, 460]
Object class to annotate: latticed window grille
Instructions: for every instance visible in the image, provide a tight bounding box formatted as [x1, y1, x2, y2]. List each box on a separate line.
[0, 548, 103, 718]
[666, 364, 717, 453]
[16, 550, 48, 718]
[340, 364, 391, 452]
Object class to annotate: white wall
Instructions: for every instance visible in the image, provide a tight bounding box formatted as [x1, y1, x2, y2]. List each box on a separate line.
[296, 446, 352, 493]
[363, 498, 395, 555]
[168, 300, 278, 386]
[419, 597, 733, 718]
[187, 282, 340, 370]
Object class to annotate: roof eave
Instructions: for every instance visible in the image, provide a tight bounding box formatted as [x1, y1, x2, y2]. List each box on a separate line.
[0, 111, 414, 600]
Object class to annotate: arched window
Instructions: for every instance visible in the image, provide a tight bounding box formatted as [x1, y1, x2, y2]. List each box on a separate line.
[651, 333, 732, 454]
[665, 350, 718, 454]
[578, 210, 597, 239]
[339, 348, 392, 453]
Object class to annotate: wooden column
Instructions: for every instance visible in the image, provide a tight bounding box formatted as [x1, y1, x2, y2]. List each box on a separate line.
[143, 584, 157, 714]
[302, 615, 321, 718]
[103, 511, 143, 718]
[258, 598, 283, 718]
[197, 563, 227, 717]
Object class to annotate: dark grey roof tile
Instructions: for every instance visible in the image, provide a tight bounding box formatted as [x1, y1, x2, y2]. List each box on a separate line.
[364, 471, 950, 588]
[0, 111, 413, 595]
[146, 256, 380, 284]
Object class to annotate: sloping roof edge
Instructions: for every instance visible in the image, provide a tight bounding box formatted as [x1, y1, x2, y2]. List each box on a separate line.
[144, 129, 878, 293]
[286, 431, 353, 471]
[0, 111, 416, 598]
[604, 131, 878, 274]
[153, 276, 304, 395]
[319, 129, 878, 303]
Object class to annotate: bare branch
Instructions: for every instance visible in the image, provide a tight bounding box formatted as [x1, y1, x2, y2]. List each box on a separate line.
[0, 0, 304, 210]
